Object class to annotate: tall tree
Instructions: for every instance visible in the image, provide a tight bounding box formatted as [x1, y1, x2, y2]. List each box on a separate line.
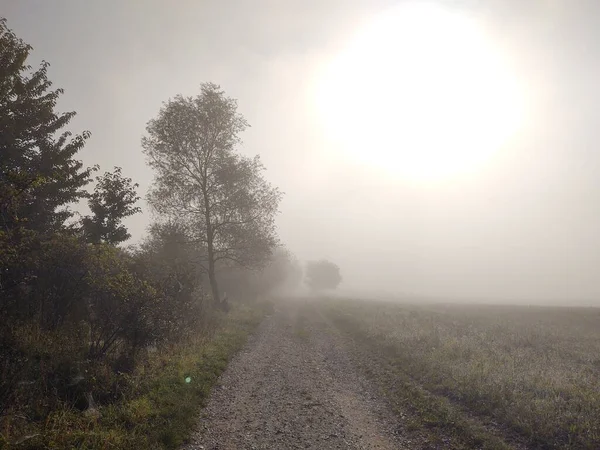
[0, 18, 93, 233]
[143, 83, 281, 308]
[81, 167, 141, 245]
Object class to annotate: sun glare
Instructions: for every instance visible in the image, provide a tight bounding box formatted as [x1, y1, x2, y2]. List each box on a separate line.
[314, 2, 526, 183]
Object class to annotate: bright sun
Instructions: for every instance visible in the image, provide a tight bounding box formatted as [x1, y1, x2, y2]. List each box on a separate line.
[314, 2, 526, 183]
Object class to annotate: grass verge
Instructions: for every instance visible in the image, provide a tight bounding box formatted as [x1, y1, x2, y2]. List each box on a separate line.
[1, 301, 270, 450]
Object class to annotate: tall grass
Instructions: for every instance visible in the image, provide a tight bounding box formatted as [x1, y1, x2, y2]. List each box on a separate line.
[0, 302, 270, 449]
[325, 300, 600, 449]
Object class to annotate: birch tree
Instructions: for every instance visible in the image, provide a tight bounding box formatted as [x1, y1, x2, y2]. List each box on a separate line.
[142, 83, 281, 308]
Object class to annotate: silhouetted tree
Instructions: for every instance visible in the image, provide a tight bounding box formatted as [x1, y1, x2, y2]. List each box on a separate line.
[0, 19, 230, 427]
[81, 167, 141, 245]
[0, 17, 94, 313]
[143, 83, 281, 308]
[0, 18, 93, 234]
[305, 259, 342, 292]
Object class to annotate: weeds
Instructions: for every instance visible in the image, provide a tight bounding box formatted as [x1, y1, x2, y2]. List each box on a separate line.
[0, 302, 268, 449]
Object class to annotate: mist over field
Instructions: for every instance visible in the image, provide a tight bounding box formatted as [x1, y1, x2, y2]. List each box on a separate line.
[5, 0, 600, 305]
[3, 2, 600, 448]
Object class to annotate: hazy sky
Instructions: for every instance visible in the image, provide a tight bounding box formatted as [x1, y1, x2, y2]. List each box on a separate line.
[5, 0, 600, 303]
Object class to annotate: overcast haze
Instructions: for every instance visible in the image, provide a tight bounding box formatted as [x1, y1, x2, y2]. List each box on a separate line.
[5, 0, 600, 303]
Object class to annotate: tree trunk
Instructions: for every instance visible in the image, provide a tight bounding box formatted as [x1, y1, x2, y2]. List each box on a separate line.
[208, 260, 221, 308]
[203, 183, 226, 311]
[206, 225, 226, 310]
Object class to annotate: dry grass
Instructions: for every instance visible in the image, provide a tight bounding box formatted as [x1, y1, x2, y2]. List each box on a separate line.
[324, 299, 600, 449]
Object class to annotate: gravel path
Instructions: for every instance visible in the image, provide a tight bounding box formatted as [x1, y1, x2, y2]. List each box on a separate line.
[183, 299, 408, 449]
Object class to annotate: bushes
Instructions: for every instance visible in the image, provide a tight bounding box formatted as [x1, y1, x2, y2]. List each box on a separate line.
[0, 302, 266, 449]
[133, 221, 208, 341]
[85, 244, 160, 363]
[0, 230, 212, 443]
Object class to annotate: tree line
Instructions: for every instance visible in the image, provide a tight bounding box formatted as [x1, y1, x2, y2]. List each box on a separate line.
[0, 17, 301, 422]
[0, 16, 344, 432]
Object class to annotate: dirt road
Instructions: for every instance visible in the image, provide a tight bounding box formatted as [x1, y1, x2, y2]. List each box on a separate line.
[183, 299, 408, 449]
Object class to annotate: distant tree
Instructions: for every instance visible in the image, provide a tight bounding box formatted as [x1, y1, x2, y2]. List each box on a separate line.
[81, 167, 141, 245]
[219, 247, 303, 301]
[142, 83, 281, 308]
[305, 259, 342, 292]
[0, 18, 93, 234]
[258, 247, 303, 294]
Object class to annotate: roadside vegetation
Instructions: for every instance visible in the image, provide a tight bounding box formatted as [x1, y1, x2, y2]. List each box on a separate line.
[1, 302, 270, 449]
[0, 18, 292, 449]
[324, 299, 600, 449]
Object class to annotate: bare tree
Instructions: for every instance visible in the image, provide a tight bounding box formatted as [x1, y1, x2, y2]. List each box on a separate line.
[142, 83, 281, 308]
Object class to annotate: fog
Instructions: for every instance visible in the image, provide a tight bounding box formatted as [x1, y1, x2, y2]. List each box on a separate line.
[6, 0, 600, 304]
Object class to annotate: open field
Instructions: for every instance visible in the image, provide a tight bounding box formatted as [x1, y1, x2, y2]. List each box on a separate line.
[323, 298, 600, 449]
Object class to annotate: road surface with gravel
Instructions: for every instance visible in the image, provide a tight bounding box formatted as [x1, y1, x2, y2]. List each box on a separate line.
[183, 298, 409, 450]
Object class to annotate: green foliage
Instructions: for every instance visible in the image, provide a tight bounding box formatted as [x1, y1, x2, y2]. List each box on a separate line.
[0, 232, 89, 327]
[0, 19, 280, 450]
[142, 82, 282, 306]
[84, 244, 162, 363]
[0, 230, 217, 439]
[81, 167, 141, 245]
[0, 303, 267, 449]
[134, 221, 208, 339]
[305, 259, 342, 292]
[0, 18, 93, 234]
